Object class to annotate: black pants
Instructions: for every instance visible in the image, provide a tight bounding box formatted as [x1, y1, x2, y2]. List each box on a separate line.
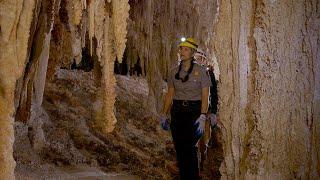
[170, 100, 202, 180]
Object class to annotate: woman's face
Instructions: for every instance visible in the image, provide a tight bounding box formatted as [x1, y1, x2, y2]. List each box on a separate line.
[179, 46, 194, 61]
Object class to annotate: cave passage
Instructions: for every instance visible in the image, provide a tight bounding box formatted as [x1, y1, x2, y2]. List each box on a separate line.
[0, 0, 319, 180]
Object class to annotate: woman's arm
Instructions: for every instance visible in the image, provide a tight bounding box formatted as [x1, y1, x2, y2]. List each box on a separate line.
[162, 87, 174, 116]
[201, 87, 210, 114]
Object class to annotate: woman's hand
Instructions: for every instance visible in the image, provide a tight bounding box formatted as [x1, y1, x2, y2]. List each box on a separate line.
[159, 114, 170, 131]
[194, 114, 206, 136]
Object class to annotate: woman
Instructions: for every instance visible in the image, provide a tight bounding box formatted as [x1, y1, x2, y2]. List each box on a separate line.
[159, 37, 212, 179]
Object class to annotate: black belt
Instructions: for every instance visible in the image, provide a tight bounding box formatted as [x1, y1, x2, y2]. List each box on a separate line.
[173, 99, 201, 107]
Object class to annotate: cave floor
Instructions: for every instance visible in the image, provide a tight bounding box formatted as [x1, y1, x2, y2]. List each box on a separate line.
[15, 164, 140, 180]
[14, 70, 223, 180]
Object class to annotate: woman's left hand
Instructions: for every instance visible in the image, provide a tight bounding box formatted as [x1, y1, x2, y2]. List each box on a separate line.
[194, 114, 206, 136]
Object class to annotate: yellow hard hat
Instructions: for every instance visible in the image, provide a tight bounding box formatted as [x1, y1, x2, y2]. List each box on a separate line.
[178, 37, 198, 50]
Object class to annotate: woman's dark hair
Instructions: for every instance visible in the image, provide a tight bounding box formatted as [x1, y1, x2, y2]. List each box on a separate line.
[175, 59, 195, 82]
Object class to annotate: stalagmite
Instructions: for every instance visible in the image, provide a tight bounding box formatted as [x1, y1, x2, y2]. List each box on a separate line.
[100, 15, 117, 133]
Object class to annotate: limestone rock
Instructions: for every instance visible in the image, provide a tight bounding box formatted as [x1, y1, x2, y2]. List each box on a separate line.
[0, 0, 319, 179]
[213, 0, 320, 179]
[0, 0, 36, 179]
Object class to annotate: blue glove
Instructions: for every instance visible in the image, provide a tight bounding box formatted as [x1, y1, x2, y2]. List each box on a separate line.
[194, 114, 206, 136]
[159, 115, 170, 131]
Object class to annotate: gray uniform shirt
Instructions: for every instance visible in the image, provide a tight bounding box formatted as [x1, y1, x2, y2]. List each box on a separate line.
[168, 63, 212, 100]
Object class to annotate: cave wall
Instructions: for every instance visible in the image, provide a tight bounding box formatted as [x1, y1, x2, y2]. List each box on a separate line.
[213, 0, 320, 179]
[0, 0, 319, 179]
[0, 0, 130, 178]
[0, 0, 37, 179]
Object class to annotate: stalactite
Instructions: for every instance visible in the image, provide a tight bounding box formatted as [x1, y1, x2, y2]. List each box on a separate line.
[47, 0, 74, 75]
[88, 0, 95, 56]
[70, 0, 84, 26]
[93, 0, 106, 61]
[67, 0, 87, 64]
[112, 0, 130, 63]
[34, 33, 53, 108]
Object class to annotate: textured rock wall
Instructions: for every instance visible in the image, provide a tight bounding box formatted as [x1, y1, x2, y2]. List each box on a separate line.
[0, 0, 319, 179]
[0, 0, 130, 178]
[213, 0, 320, 179]
[0, 0, 36, 179]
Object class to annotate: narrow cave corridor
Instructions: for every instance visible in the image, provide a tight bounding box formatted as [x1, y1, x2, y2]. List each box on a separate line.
[0, 0, 319, 179]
